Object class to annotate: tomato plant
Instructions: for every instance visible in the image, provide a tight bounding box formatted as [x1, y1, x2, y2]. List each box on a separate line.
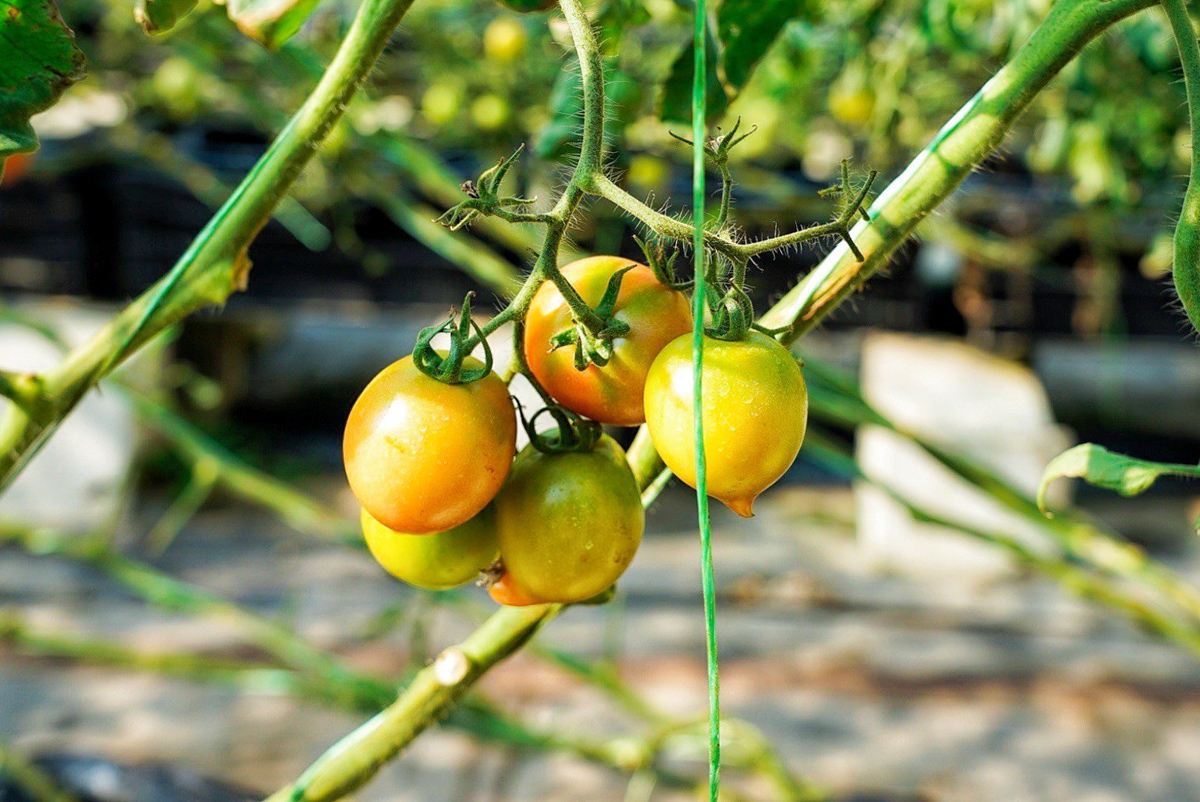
[523, 256, 692, 426]
[490, 433, 643, 605]
[361, 507, 498, 590]
[343, 353, 516, 534]
[644, 330, 809, 517]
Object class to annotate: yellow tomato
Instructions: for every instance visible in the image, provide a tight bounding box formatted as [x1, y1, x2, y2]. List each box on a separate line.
[643, 331, 808, 517]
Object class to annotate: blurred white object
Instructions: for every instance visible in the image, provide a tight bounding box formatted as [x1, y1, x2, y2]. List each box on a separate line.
[855, 333, 1073, 581]
[0, 305, 139, 532]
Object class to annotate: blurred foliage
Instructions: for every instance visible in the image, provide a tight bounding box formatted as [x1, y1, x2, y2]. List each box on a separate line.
[14, 0, 1197, 300]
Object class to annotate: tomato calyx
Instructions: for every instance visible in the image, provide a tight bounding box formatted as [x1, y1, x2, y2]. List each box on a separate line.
[436, 145, 537, 230]
[546, 265, 633, 370]
[515, 399, 602, 454]
[635, 235, 693, 292]
[704, 282, 756, 341]
[669, 116, 757, 170]
[412, 292, 495, 384]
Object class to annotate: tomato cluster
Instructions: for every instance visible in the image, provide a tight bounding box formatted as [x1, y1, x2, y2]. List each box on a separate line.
[343, 256, 808, 604]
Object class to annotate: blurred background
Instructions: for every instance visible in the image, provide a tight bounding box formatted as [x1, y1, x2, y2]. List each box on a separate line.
[4, 0, 1200, 799]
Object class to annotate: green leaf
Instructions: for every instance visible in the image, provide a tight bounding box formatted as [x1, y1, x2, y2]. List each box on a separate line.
[717, 0, 806, 89]
[659, 0, 813, 125]
[659, 30, 725, 125]
[1037, 443, 1200, 514]
[135, 0, 198, 34]
[223, 0, 323, 49]
[0, 0, 86, 167]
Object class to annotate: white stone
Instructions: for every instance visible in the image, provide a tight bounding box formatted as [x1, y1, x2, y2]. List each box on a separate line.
[855, 333, 1073, 581]
[0, 305, 140, 532]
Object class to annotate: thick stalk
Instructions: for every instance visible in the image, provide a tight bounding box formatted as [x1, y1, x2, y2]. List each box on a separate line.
[0, 0, 418, 492]
[1163, 0, 1200, 332]
[756, 0, 1157, 338]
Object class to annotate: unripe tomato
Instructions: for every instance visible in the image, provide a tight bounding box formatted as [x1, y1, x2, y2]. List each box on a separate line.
[471, 94, 511, 132]
[492, 435, 643, 605]
[524, 256, 692, 426]
[484, 17, 527, 63]
[362, 508, 498, 591]
[422, 83, 462, 127]
[344, 354, 516, 534]
[494, 0, 555, 13]
[828, 86, 875, 127]
[643, 331, 808, 517]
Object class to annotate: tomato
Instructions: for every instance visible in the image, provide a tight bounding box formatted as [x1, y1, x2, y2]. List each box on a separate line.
[471, 95, 510, 132]
[494, 0, 555, 13]
[643, 331, 808, 517]
[828, 87, 875, 127]
[344, 354, 516, 534]
[484, 17, 527, 63]
[524, 256, 692, 426]
[422, 83, 462, 127]
[491, 435, 643, 605]
[1, 153, 33, 187]
[487, 572, 544, 606]
[362, 508, 498, 591]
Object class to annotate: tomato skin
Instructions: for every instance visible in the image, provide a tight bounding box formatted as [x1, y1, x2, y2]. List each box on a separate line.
[487, 572, 544, 606]
[344, 354, 516, 534]
[362, 508, 498, 591]
[1, 153, 33, 187]
[524, 256, 692, 426]
[643, 331, 808, 517]
[492, 435, 643, 605]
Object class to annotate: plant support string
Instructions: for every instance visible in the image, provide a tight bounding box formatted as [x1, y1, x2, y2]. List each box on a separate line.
[690, 0, 721, 798]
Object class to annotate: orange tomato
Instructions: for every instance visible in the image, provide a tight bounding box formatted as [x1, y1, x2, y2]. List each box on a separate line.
[343, 354, 516, 534]
[524, 256, 692, 426]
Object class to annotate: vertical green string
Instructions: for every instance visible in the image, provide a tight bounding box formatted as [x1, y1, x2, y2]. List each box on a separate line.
[690, 0, 720, 798]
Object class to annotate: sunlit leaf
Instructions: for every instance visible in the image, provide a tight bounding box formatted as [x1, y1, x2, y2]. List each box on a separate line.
[1037, 443, 1200, 514]
[135, 0, 198, 34]
[717, 0, 807, 89]
[222, 0, 322, 49]
[0, 0, 86, 170]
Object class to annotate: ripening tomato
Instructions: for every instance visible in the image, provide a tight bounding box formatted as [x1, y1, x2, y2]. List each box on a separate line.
[491, 434, 643, 605]
[524, 256, 692, 426]
[487, 572, 544, 606]
[643, 331, 808, 517]
[362, 508, 498, 591]
[1, 153, 33, 187]
[344, 354, 516, 534]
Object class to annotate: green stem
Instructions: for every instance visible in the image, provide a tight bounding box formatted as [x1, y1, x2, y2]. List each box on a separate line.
[757, 0, 1157, 338]
[1162, 0, 1200, 333]
[0, 0, 418, 493]
[0, 742, 77, 802]
[262, 606, 555, 802]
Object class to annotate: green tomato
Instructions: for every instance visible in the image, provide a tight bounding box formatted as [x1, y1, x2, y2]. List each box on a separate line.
[492, 435, 643, 605]
[471, 94, 511, 131]
[484, 17, 527, 63]
[362, 508, 498, 591]
[422, 83, 462, 127]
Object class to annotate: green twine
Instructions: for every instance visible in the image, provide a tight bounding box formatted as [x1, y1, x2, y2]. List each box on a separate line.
[690, 0, 720, 797]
